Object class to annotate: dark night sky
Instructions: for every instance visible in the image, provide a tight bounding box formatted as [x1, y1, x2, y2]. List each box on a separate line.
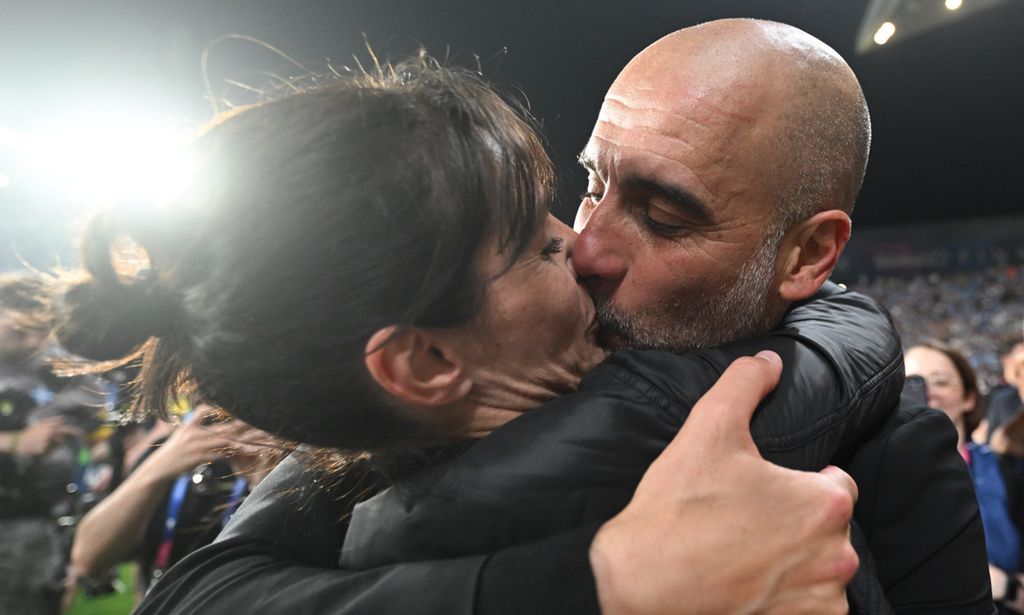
[1, 0, 1021, 252]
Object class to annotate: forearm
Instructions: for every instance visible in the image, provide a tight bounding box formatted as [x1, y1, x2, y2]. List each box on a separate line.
[729, 289, 903, 464]
[0, 430, 18, 453]
[618, 287, 903, 471]
[632, 327, 900, 472]
[70, 459, 174, 578]
[478, 523, 600, 614]
[134, 527, 600, 615]
[137, 538, 487, 615]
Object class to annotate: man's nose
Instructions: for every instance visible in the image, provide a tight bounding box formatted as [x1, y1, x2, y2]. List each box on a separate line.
[572, 200, 628, 295]
[573, 198, 596, 234]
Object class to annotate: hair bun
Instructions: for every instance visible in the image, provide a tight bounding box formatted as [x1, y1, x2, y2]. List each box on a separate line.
[54, 208, 184, 362]
[55, 269, 178, 361]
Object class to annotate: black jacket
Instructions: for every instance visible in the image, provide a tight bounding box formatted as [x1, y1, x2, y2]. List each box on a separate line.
[136, 284, 992, 614]
[341, 283, 904, 568]
[846, 402, 993, 613]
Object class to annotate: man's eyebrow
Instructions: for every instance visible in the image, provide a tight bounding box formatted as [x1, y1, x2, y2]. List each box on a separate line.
[576, 151, 713, 224]
[577, 151, 598, 173]
[622, 175, 714, 225]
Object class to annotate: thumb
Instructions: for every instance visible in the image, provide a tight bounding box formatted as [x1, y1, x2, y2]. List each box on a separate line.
[667, 351, 783, 462]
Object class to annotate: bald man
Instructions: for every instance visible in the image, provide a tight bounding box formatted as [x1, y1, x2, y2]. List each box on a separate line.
[568, 20, 990, 612]
[133, 20, 991, 615]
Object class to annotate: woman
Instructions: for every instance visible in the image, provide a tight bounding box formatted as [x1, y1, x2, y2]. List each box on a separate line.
[906, 342, 1024, 613]
[56, 59, 606, 452]
[52, 58, 903, 613]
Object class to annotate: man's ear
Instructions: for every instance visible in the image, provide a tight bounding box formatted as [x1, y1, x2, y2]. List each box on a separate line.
[363, 326, 474, 408]
[775, 210, 852, 302]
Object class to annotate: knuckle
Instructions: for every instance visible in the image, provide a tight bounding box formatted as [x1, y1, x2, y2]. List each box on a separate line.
[820, 481, 855, 523]
[837, 543, 860, 583]
[821, 465, 857, 494]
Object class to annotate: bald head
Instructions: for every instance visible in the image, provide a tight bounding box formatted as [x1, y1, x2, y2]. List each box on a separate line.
[611, 19, 871, 229]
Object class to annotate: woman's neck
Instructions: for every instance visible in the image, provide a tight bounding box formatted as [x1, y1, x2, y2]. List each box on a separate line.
[955, 419, 967, 452]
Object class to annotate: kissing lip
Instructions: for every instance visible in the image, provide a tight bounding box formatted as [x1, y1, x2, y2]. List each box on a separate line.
[584, 314, 602, 346]
[587, 315, 615, 351]
[597, 329, 618, 351]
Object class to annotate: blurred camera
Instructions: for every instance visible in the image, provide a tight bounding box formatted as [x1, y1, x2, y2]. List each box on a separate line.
[902, 375, 929, 406]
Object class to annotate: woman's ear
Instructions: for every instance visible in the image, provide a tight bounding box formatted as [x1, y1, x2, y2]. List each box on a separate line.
[363, 326, 473, 408]
[775, 210, 852, 302]
[964, 390, 978, 415]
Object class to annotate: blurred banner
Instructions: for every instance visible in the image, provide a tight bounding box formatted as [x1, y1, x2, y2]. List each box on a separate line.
[836, 214, 1024, 279]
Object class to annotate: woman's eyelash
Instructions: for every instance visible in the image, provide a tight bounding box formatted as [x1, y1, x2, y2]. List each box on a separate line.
[579, 191, 602, 201]
[541, 236, 564, 257]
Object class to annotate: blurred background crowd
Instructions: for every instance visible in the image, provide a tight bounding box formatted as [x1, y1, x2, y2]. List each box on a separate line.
[0, 271, 287, 614]
[854, 266, 1023, 390]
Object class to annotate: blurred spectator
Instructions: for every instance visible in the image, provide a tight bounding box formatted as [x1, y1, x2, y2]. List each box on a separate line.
[987, 339, 1024, 438]
[1006, 342, 1024, 386]
[906, 342, 1024, 614]
[852, 265, 1024, 392]
[68, 404, 285, 602]
[0, 272, 106, 615]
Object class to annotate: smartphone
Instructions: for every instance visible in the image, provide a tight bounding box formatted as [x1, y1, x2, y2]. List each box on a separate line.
[902, 375, 929, 405]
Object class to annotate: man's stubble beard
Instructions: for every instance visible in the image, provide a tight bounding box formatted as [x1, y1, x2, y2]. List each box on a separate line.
[594, 227, 785, 354]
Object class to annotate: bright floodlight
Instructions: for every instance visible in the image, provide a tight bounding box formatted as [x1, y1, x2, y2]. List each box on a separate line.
[874, 22, 897, 45]
[945, 0, 963, 9]
[24, 111, 197, 208]
[0, 173, 10, 189]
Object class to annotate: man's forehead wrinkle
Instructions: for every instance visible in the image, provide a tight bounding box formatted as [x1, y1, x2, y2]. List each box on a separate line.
[605, 75, 769, 148]
[601, 94, 719, 135]
[592, 96, 748, 192]
[594, 117, 701, 163]
[589, 131, 716, 203]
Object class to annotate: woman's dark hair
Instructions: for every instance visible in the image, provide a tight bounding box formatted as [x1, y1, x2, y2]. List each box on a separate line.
[915, 340, 983, 436]
[54, 55, 554, 451]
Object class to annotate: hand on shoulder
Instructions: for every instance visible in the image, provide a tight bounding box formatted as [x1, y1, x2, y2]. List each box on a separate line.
[591, 352, 857, 615]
